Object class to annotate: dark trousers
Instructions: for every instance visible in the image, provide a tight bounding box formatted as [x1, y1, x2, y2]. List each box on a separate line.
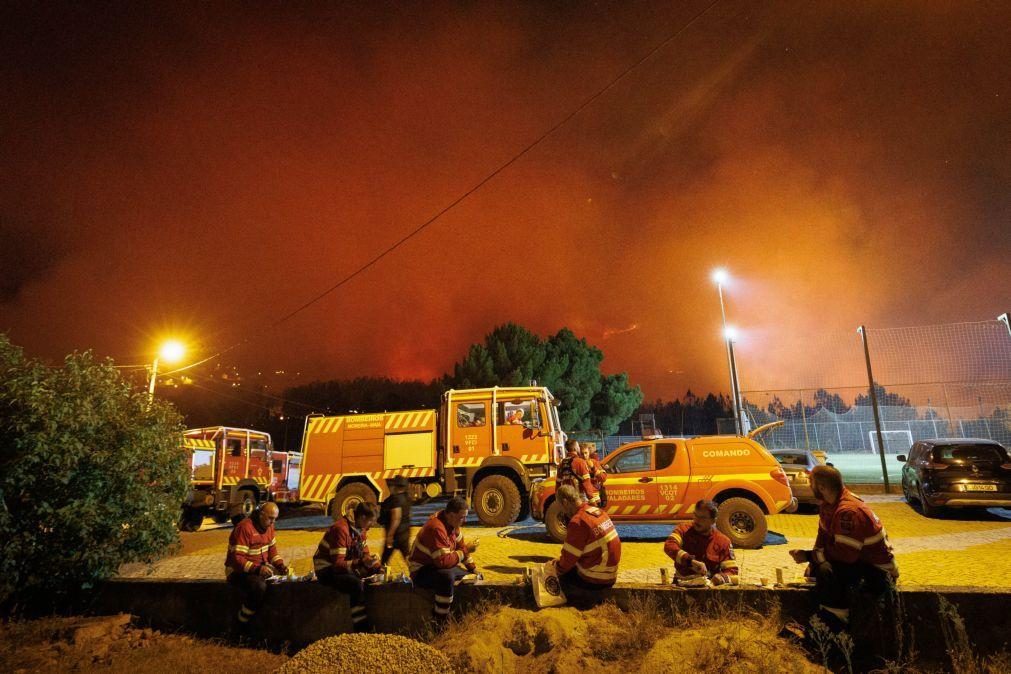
[559, 567, 612, 608]
[814, 561, 892, 619]
[380, 529, 411, 565]
[412, 565, 468, 619]
[597, 483, 608, 509]
[317, 566, 370, 631]
[228, 571, 267, 624]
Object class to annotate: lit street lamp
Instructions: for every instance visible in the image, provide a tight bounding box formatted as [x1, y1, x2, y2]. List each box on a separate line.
[712, 268, 743, 434]
[149, 339, 186, 399]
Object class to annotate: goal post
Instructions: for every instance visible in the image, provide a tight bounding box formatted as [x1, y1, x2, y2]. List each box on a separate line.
[869, 430, 913, 454]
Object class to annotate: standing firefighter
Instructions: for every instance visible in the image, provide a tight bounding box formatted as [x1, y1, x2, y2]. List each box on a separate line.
[314, 502, 381, 632]
[380, 476, 412, 566]
[558, 439, 600, 506]
[789, 465, 898, 633]
[664, 500, 738, 585]
[551, 484, 620, 605]
[225, 502, 287, 630]
[409, 496, 479, 622]
[583, 445, 608, 508]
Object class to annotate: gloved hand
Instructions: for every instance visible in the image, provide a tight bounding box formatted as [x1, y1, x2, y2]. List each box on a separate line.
[259, 564, 274, 579]
[690, 559, 708, 576]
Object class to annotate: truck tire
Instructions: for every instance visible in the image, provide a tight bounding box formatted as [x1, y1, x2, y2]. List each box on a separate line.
[473, 475, 522, 527]
[330, 483, 376, 519]
[545, 499, 568, 543]
[230, 490, 257, 526]
[716, 497, 767, 549]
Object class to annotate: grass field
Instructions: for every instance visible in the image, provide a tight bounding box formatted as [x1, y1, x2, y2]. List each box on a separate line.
[826, 452, 904, 484]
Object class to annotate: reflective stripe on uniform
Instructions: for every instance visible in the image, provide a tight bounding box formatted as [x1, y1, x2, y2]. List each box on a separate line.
[562, 542, 583, 557]
[864, 530, 885, 545]
[835, 534, 863, 550]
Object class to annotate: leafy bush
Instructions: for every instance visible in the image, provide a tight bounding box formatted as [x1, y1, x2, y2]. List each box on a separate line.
[0, 335, 188, 609]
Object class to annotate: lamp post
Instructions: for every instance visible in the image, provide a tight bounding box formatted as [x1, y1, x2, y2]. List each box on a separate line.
[712, 268, 743, 434]
[149, 340, 185, 400]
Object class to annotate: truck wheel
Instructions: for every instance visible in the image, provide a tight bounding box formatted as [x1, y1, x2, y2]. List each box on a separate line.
[178, 508, 203, 532]
[330, 483, 376, 519]
[545, 499, 568, 543]
[473, 475, 522, 527]
[230, 490, 257, 526]
[716, 497, 767, 549]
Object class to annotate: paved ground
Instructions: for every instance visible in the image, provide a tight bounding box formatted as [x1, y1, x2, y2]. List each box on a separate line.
[118, 493, 1011, 589]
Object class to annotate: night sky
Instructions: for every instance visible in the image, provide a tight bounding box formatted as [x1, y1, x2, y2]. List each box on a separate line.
[2, 1, 1009, 399]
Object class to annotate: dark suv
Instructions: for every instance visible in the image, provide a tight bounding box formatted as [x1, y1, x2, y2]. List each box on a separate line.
[897, 438, 1011, 517]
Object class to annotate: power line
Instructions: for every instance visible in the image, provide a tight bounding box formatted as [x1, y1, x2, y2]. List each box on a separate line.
[160, 0, 723, 378]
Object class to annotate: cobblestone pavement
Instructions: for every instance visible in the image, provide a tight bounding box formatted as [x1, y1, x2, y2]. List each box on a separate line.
[118, 494, 1011, 589]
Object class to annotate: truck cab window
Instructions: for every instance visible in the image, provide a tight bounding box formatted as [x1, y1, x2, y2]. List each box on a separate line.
[655, 443, 677, 471]
[457, 403, 486, 428]
[498, 400, 541, 428]
[226, 439, 242, 457]
[608, 446, 651, 474]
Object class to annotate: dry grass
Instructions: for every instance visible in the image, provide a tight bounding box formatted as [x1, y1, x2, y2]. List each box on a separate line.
[0, 615, 287, 673]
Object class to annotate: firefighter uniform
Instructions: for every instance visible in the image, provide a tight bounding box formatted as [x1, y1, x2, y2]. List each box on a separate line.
[562, 452, 598, 505]
[808, 488, 898, 625]
[225, 516, 287, 626]
[663, 522, 738, 584]
[409, 511, 474, 620]
[556, 502, 621, 604]
[313, 514, 379, 631]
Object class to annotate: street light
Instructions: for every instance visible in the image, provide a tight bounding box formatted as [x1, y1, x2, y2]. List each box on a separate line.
[149, 339, 186, 399]
[712, 269, 743, 435]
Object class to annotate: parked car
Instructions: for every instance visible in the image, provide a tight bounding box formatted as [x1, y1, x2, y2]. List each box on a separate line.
[769, 448, 829, 506]
[897, 438, 1011, 517]
[531, 426, 797, 549]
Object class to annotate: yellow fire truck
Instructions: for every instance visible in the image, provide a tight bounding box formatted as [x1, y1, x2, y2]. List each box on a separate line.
[299, 386, 565, 526]
[180, 426, 274, 530]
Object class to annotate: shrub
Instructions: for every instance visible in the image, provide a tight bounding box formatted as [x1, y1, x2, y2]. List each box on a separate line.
[0, 335, 188, 610]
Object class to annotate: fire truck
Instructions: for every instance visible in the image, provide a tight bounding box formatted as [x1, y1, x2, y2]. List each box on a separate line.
[180, 427, 274, 531]
[269, 450, 302, 504]
[299, 386, 565, 526]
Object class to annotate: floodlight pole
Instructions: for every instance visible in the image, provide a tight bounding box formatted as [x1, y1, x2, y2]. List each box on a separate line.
[858, 325, 890, 493]
[717, 281, 743, 435]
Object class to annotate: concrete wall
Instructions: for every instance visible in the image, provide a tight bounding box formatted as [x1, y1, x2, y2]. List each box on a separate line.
[91, 579, 1008, 664]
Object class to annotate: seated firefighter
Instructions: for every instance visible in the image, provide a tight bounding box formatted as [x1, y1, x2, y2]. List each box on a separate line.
[408, 496, 479, 622]
[789, 465, 898, 634]
[664, 500, 738, 586]
[313, 501, 382, 632]
[550, 484, 621, 605]
[225, 502, 288, 630]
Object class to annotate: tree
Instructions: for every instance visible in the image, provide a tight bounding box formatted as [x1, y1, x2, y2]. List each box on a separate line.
[0, 336, 188, 609]
[448, 324, 641, 432]
[854, 383, 913, 409]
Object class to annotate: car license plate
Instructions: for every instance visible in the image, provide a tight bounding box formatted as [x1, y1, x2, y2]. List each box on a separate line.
[965, 483, 997, 492]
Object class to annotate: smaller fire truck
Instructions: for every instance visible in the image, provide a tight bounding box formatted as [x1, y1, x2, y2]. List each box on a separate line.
[269, 450, 302, 504]
[180, 427, 273, 531]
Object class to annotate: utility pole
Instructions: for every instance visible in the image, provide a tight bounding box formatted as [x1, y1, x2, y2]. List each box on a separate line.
[858, 325, 890, 493]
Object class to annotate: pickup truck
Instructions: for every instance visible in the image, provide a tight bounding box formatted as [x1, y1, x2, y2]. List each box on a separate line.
[530, 426, 797, 548]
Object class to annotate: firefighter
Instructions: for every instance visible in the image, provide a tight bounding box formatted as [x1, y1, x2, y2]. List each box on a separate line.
[663, 500, 738, 586]
[559, 439, 600, 506]
[582, 445, 608, 509]
[408, 496, 478, 622]
[314, 501, 381, 632]
[789, 465, 898, 633]
[550, 484, 621, 606]
[225, 502, 287, 630]
[380, 475, 412, 566]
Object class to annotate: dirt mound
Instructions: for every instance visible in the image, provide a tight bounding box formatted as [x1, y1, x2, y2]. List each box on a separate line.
[277, 633, 451, 674]
[642, 620, 823, 673]
[435, 604, 823, 674]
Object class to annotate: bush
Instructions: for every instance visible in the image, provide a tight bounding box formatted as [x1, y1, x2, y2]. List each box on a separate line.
[0, 335, 188, 609]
